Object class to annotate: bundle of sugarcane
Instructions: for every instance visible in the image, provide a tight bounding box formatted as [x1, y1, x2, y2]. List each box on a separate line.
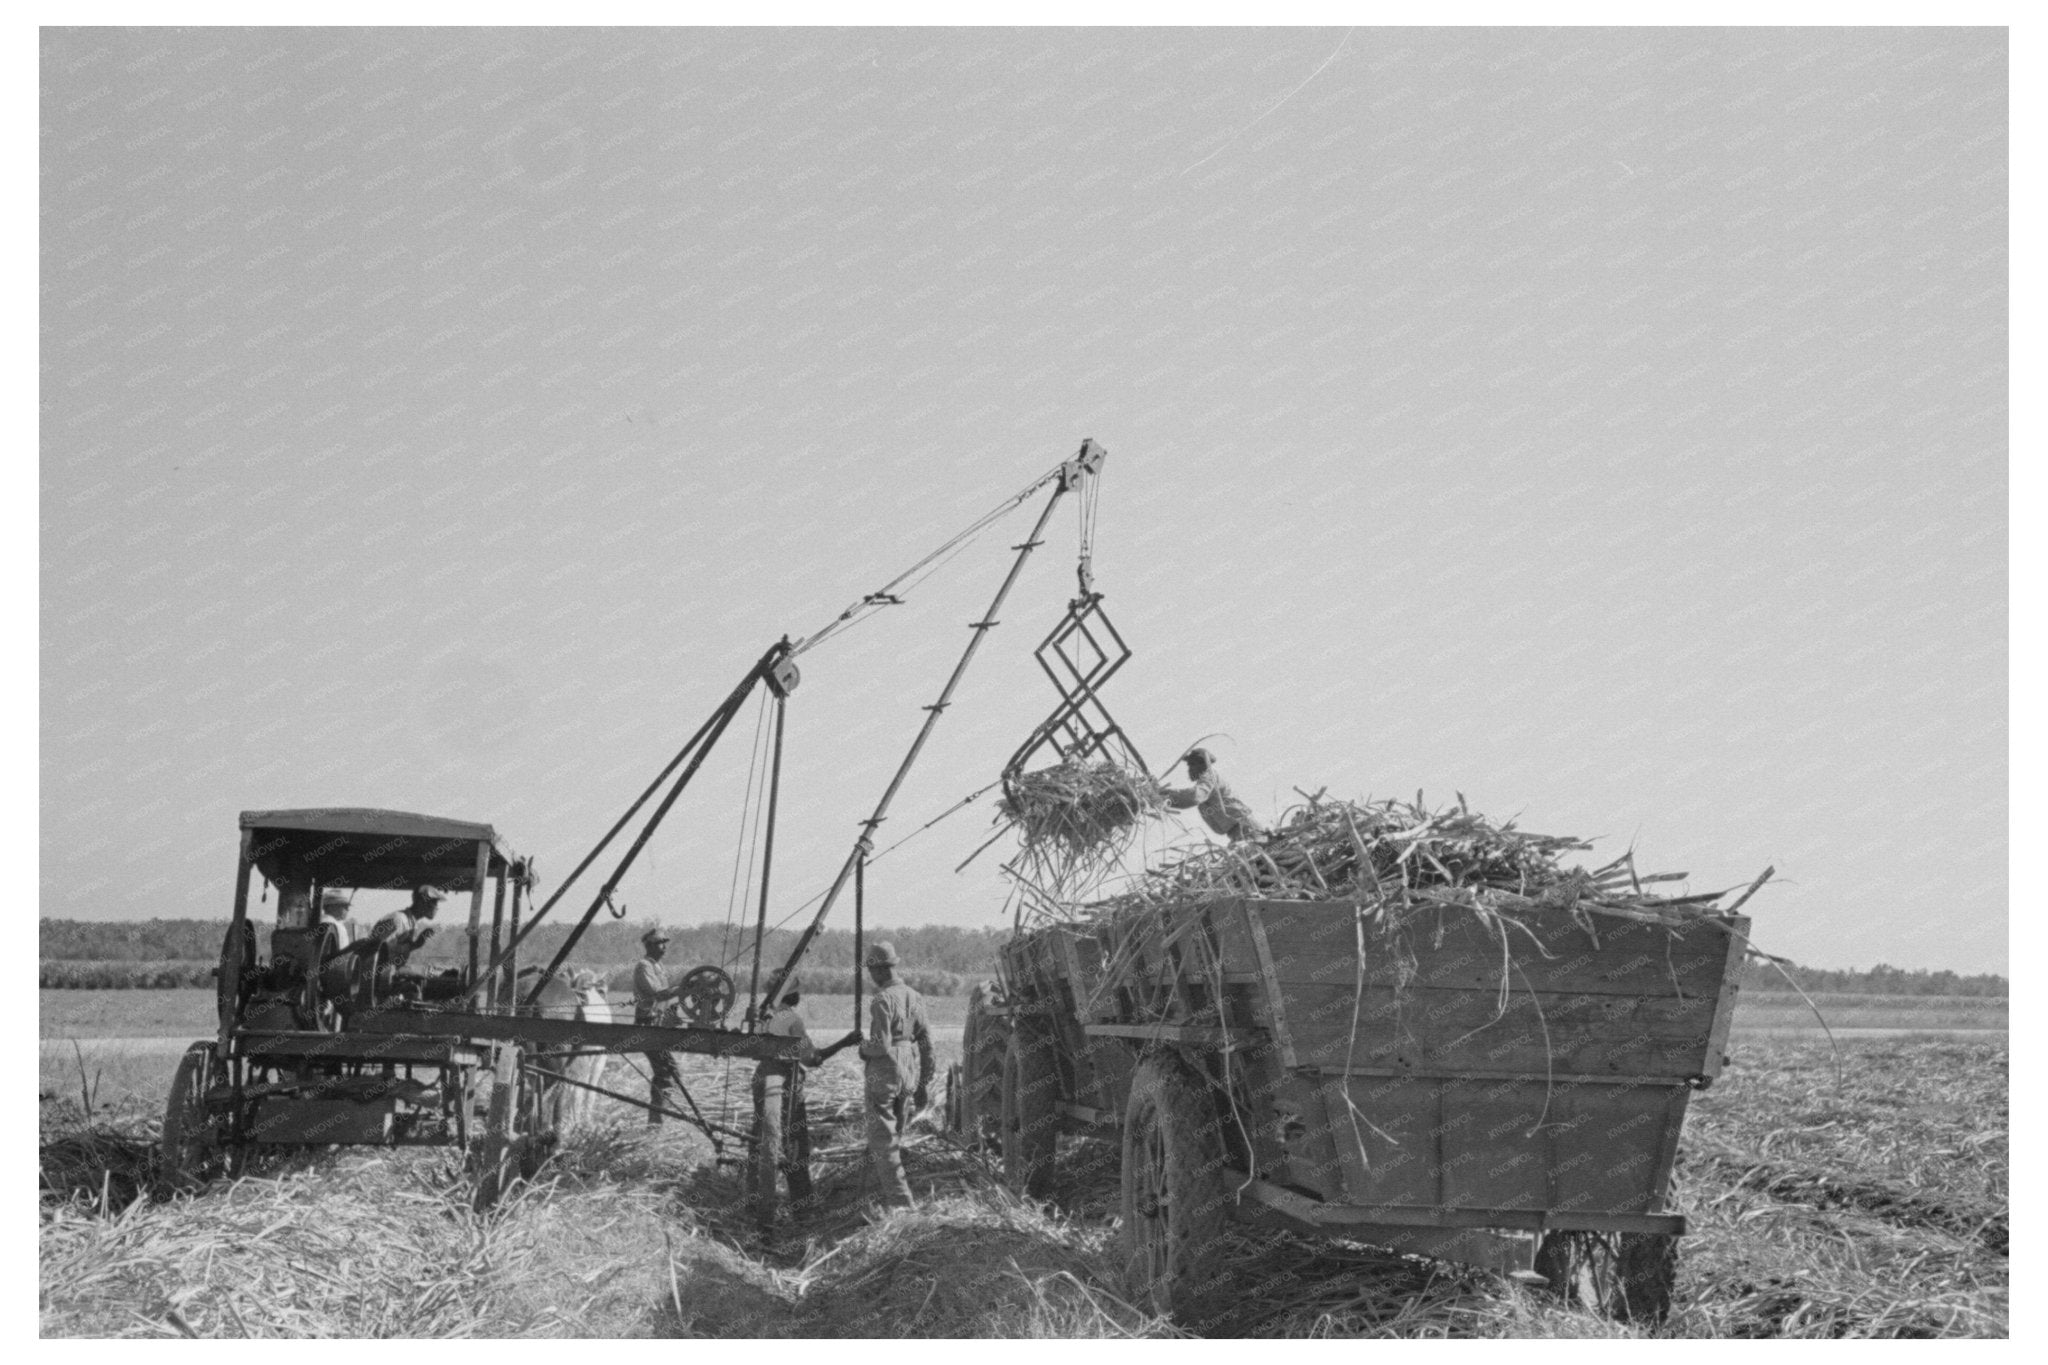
[1079, 790, 1763, 929]
[991, 759, 1168, 900]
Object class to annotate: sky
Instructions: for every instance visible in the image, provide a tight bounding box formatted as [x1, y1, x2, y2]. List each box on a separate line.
[39, 27, 2006, 973]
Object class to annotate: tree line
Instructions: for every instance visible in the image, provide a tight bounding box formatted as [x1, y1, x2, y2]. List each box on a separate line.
[39, 918, 2009, 998]
[1738, 959, 2008, 997]
[39, 918, 1008, 996]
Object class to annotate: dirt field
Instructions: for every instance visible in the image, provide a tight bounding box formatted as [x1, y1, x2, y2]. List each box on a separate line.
[39, 1015, 2006, 1338]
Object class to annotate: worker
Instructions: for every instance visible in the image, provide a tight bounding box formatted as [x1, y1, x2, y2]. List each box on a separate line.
[368, 884, 446, 969]
[318, 888, 356, 951]
[1161, 747, 1266, 842]
[750, 974, 858, 1223]
[858, 941, 935, 1209]
[631, 926, 687, 1125]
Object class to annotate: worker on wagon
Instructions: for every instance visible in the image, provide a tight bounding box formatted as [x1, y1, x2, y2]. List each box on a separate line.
[632, 926, 688, 1125]
[859, 941, 935, 1208]
[369, 884, 447, 969]
[318, 888, 356, 949]
[1161, 747, 1266, 842]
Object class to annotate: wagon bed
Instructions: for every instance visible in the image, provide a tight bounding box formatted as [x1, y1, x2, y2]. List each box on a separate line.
[955, 895, 1748, 1320]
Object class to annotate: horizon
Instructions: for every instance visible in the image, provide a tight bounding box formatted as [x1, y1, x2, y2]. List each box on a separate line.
[33, 912, 2011, 985]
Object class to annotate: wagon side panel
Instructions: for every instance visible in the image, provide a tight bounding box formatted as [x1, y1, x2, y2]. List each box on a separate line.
[1237, 902, 1732, 1218]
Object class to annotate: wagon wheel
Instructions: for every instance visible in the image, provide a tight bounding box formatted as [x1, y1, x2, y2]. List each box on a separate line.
[216, 921, 255, 1033]
[675, 965, 736, 1027]
[1119, 1054, 1230, 1325]
[959, 982, 1010, 1150]
[1000, 1018, 1059, 1198]
[159, 1042, 223, 1194]
[1533, 1230, 1678, 1323]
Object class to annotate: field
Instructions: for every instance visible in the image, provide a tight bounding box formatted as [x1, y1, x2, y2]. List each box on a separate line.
[40, 992, 2006, 1338]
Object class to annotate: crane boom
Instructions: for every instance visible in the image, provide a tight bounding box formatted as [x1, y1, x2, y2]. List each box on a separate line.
[759, 439, 1106, 1006]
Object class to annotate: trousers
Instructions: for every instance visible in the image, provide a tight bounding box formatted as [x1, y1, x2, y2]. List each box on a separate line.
[750, 1065, 813, 1220]
[863, 1058, 914, 1207]
[644, 1050, 683, 1124]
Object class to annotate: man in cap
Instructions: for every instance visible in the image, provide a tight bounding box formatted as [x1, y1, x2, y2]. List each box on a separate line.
[318, 888, 356, 950]
[858, 941, 935, 1208]
[749, 973, 858, 1223]
[369, 884, 447, 969]
[631, 926, 687, 1124]
[1161, 748, 1266, 842]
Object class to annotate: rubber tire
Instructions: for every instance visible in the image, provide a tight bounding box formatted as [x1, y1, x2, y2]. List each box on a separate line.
[1119, 1053, 1230, 1325]
[959, 982, 1010, 1150]
[159, 1042, 221, 1194]
[1533, 1230, 1678, 1323]
[1000, 1019, 1059, 1198]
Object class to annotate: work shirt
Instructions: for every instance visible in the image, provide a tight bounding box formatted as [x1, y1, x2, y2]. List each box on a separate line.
[369, 908, 434, 964]
[757, 1003, 818, 1075]
[859, 981, 934, 1095]
[765, 1004, 810, 1043]
[632, 956, 672, 1024]
[322, 914, 356, 949]
[1164, 767, 1266, 841]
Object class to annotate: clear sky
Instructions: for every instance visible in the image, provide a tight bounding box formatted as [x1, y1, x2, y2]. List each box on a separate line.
[39, 27, 2006, 972]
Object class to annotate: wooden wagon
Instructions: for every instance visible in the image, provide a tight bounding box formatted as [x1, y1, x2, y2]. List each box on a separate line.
[951, 896, 1748, 1323]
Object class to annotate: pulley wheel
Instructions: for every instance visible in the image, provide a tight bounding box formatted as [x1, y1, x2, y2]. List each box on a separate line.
[676, 965, 736, 1027]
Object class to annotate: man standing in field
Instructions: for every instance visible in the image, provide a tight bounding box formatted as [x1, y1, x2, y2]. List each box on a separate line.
[1161, 747, 1266, 842]
[750, 974, 858, 1223]
[632, 926, 687, 1124]
[859, 941, 935, 1208]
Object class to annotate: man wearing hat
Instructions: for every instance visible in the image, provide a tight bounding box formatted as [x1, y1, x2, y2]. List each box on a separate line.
[318, 888, 356, 949]
[1161, 747, 1266, 842]
[632, 926, 687, 1124]
[858, 941, 935, 1208]
[368, 884, 447, 969]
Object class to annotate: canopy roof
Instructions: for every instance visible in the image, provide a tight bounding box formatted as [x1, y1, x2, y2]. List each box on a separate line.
[240, 808, 519, 892]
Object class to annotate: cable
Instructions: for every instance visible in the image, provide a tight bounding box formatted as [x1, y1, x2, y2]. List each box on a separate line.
[720, 690, 772, 970]
[719, 779, 1003, 975]
[1076, 464, 1101, 598]
[713, 692, 773, 1133]
[789, 462, 1067, 658]
[890, 517, 1004, 604]
[739, 693, 775, 954]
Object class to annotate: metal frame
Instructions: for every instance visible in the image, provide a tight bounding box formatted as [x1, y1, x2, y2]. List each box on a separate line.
[1002, 591, 1148, 780]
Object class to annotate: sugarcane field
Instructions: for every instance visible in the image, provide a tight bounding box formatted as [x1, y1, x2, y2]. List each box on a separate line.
[37, 25, 2010, 1346]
